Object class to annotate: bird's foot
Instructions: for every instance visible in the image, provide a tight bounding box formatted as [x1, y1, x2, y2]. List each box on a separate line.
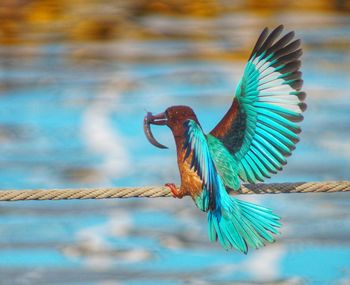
[165, 183, 182, 199]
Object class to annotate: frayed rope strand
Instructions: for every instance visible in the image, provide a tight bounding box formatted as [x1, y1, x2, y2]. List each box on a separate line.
[0, 181, 349, 201]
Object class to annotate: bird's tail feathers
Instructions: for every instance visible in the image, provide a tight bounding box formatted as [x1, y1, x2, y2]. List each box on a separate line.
[207, 192, 280, 253]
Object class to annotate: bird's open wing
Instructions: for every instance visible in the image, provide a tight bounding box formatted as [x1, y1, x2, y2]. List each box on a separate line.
[210, 25, 306, 184]
[183, 119, 220, 211]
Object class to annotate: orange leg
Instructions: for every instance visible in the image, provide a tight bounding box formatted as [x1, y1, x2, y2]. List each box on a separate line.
[165, 183, 183, 199]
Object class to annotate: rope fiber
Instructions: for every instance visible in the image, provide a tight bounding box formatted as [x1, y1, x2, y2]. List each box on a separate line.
[0, 181, 349, 201]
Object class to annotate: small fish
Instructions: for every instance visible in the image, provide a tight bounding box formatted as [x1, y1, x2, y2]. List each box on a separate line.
[144, 25, 306, 253]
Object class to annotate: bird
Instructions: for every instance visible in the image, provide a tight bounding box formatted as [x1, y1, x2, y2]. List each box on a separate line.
[143, 25, 306, 253]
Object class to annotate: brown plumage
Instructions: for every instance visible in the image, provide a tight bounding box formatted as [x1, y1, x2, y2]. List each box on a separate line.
[164, 106, 203, 199]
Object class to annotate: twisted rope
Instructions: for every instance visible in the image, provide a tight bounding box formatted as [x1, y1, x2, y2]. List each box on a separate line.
[0, 181, 349, 201]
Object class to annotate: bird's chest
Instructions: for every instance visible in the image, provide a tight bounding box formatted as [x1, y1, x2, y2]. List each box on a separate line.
[177, 149, 203, 198]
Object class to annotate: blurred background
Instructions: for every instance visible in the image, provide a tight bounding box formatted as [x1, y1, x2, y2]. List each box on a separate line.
[0, 0, 350, 284]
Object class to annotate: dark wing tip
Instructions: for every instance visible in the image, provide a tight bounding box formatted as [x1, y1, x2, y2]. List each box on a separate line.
[249, 27, 269, 60]
[299, 102, 307, 112]
[276, 24, 284, 30]
[249, 26, 303, 76]
[290, 79, 303, 91]
[297, 92, 307, 101]
[256, 25, 284, 57]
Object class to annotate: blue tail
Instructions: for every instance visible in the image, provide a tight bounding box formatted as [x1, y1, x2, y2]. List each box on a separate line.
[207, 189, 280, 253]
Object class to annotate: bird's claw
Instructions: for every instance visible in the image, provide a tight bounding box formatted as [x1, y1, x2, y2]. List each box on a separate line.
[165, 183, 182, 199]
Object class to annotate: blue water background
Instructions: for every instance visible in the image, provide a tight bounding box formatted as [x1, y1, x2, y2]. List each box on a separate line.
[0, 8, 350, 285]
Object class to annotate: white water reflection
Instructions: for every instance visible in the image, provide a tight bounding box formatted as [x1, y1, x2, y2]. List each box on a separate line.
[81, 74, 131, 185]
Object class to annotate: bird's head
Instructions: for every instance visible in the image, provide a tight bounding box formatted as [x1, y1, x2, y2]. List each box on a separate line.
[144, 105, 198, 149]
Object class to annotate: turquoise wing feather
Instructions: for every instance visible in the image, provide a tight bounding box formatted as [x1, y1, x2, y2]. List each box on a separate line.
[206, 134, 241, 190]
[183, 119, 218, 211]
[210, 25, 306, 184]
[183, 120, 281, 253]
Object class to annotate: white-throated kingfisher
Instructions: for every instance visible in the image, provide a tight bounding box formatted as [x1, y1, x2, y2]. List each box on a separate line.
[144, 25, 306, 253]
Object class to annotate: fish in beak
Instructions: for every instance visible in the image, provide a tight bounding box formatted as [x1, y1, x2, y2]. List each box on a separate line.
[144, 112, 168, 149]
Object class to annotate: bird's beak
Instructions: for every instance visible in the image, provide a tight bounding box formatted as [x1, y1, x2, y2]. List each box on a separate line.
[144, 112, 168, 149]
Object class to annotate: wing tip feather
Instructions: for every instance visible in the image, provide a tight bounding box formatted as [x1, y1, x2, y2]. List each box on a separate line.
[297, 91, 307, 101]
[299, 102, 307, 112]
